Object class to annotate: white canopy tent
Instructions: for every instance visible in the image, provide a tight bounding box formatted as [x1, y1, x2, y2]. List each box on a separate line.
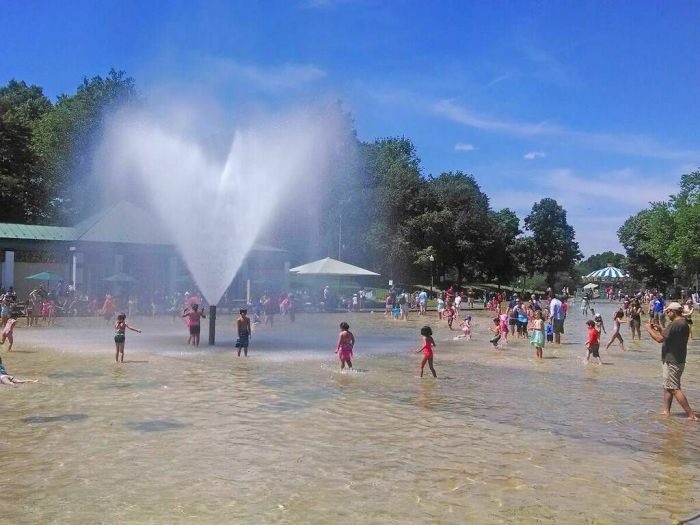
[289, 257, 380, 276]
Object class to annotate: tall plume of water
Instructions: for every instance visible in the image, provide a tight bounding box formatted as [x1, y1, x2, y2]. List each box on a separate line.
[98, 105, 346, 305]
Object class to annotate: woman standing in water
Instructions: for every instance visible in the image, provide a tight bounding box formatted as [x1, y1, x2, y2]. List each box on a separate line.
[335, 321, 355, 370]
[415, 325, 437, 378]
[183, 304, 205, 347]
[629, 300, 643, 341]
[113, 313, 141, 363]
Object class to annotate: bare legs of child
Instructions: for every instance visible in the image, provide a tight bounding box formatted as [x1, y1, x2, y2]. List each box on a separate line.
[420, 356, 437, 378]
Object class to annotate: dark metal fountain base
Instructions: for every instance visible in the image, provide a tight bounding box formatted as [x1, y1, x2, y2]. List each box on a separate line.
[208, 305, 216, 345]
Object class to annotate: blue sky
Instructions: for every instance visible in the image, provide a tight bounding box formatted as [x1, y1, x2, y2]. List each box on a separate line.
[2, 0, 699, 256]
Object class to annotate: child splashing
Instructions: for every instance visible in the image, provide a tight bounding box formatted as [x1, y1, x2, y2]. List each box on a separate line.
[113, 313, 141, 363]
[335, 322, 355, 370]
[459, 315, 472, 340]
[529, 310, 545, 359]
[415, 326, 437, 378]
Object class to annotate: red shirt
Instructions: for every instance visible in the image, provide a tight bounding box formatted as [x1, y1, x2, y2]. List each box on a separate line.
[587, 327, 600, 345]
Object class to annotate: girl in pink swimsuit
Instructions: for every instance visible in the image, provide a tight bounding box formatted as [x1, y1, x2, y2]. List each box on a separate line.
[335, 321, 355, 370]
[415, 325, 437, 378]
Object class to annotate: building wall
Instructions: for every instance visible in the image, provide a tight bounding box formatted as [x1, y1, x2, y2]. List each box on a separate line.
[5, 262, 70, 298]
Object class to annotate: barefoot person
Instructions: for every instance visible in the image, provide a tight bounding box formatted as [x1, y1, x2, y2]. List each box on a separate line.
[183, 304, 206, 347]
[0, 357, 38, 386]
[585, 320, 602, 365]
[415, 326, 437, 378]
[235, 308, 252, 357]
[1, 316, 17, 351]
[646, 302, 697, 420]
[114, 313, 141, 363]
[605, 310, 626, 351]
[529, 310, 545, 359]
[335, 321, 355, 370]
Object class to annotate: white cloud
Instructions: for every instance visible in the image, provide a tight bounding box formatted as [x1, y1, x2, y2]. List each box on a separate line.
[487, 167, 679, 256]
[454, 143, 475, 152]
[205, 58, 326, 90]
[433, 99, 700, 161]
[524, 151, 546, 160]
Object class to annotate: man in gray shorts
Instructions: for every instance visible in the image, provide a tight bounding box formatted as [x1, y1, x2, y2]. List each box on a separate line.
[646, 302, 697, 420]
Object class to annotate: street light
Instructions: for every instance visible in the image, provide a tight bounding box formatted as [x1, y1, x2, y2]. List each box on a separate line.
[429, 254, 435, 294]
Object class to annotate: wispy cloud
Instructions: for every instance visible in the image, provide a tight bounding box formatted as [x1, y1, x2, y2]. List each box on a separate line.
[205, 58, 326, 90]
[488, 167, 679, 255]
[485, 72, 516, 88]
[433, 99, 700, 161]
[523, 151, 546, 160]
[454, 142, 475, 152]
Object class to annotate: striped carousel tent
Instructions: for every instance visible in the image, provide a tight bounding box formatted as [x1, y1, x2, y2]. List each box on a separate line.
[585, 264, 627, 281]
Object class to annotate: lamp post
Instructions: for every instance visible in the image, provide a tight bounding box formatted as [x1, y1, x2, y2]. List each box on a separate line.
[429, 254, 435, 294]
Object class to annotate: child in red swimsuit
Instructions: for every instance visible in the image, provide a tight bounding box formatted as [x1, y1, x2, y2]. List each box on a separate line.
[335, 321, 355, 370]
[415, 325, 437, 378]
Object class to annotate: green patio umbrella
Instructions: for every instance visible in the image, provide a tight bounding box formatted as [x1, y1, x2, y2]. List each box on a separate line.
[25, 271, 64, 282]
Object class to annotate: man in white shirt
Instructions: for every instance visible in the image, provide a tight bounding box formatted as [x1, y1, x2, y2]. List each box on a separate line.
[549, 294, 565, 344]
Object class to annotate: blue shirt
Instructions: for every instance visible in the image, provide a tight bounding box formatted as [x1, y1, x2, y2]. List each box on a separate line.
[418, 291, 428, 303]
[653, 298, 665, 313]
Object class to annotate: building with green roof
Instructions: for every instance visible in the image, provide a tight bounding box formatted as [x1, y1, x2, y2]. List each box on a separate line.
[0, 201, 288, 305]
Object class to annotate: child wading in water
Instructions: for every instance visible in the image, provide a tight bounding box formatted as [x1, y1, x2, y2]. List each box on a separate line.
[529, 310, 545, 359]
[415, 326, 437, 378]
[490, 317, 502, 348]
[458, 315, 472, 340]
[1, 316, 17, 351]
[183, 304, 206, 347]
[605, 310, 626, 351]
[235, 308, 252, 357]
[335, 321, 355, 370]
[585, 320, 602, 365]
[114, 313, 141, 363]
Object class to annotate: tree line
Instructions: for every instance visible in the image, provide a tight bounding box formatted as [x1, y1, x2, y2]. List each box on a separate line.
[1, 69, 584, 290]
[618, 170, 700, 289]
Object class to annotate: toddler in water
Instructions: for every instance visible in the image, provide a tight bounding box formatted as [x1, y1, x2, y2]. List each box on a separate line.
[415, 325, 437, 378]
[437, 297, 445, 320]
[1, 316, 17, 351]
[490, 317, 502, 348]
[499, 312, 509, 345]
[335, 321, 355, 370]
[445, 304, 455, 330]
[545, 320, 554, 343]
[459, 315, 472, 340]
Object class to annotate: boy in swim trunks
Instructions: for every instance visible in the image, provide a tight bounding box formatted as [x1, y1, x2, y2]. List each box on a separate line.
[585, 320, 602, 365]
[235, 308, 252, 357]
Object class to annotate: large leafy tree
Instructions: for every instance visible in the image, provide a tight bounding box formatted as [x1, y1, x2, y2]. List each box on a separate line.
[668, 171, 700, 279]
[0, 80, 53, 222]
[483, 208, 524, 285]
[523, 198, 582, 289]
[617, 207, 674, 287]
[363, 137, 427, 282]
[32, 69, 139, 221]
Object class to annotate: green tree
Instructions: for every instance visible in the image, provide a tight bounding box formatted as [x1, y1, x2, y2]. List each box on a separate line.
[0, 80, 53, 222]
[482, 208, 523, 285]
[523, 198, 582, 289]
[668, 170, 700, 280]
[32, 69, 139, 221]
[363, 137, 427, 282]
[617, 208, 674, 287]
